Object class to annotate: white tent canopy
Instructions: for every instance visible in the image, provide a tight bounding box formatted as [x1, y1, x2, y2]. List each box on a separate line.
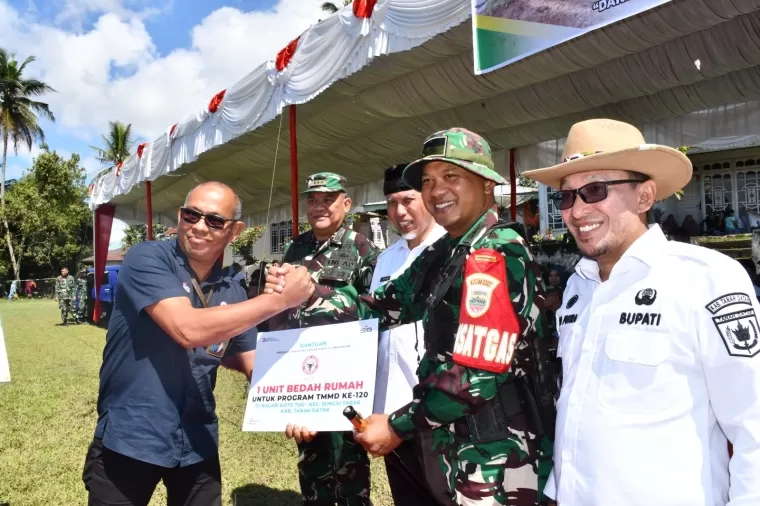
[89, 0, 760, 227]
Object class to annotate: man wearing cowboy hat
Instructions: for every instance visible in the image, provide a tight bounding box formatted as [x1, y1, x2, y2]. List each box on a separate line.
[270, 128, 557, 506]
[522, 119, 760, 506]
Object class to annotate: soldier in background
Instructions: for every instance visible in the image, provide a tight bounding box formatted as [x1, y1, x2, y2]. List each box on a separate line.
[270, 172, 379, 506]
[270, 129, 556, 506]
[74, 269, 89, 324]
[54, 266, 77, 325]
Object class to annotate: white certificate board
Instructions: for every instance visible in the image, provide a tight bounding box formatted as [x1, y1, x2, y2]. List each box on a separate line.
[0, 317, 10, 383]
[243, 319, 378, 433]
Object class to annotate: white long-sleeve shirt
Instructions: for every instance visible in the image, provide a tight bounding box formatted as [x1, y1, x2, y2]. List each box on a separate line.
[369, 224, 446, 414]
[545, 225, 760, 506]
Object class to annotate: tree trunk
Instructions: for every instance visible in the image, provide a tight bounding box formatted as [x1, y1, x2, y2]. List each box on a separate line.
[1, 132, 20, 279]
[1, 129, 9, 207]
[4, 219, 20, 280]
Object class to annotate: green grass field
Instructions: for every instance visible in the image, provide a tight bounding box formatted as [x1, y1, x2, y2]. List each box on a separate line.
[0, 299, 392, 506]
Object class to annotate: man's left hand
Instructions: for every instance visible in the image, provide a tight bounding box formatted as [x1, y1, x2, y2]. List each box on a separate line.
[353, 414, 402, 457]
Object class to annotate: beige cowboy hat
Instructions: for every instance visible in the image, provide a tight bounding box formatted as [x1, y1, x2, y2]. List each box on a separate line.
[521, 119, 692, 200]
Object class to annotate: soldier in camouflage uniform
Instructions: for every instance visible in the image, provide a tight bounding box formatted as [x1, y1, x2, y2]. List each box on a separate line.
[272, 172, 379, 506]
[55, 266, 77, 325]
[74, 269, 89, 323]
[273, 130, 556, 506]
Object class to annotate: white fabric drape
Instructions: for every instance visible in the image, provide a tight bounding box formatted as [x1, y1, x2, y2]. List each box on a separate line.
[91, 0, 760, 221]
[89, 0, 470, 208]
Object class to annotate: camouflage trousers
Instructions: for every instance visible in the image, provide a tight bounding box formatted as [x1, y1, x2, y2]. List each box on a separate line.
[441, 457, 542, 506]
[59, 299, 74, 324]
[297, 431, 371, 506]
[438, 436, 553, 506]
[75, 297, 87, 322]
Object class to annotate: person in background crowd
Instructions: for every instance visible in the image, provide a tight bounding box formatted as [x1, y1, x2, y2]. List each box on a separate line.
[82, 181, 314, 506]
[231, 263, 247, 289]
[272, 172, 379, 506]
[543, 266, 566, 349]
[523, 118, 760, 506]
[369, 163, 448, 505]
[247, 268, 263, 299]
[7, 279, 17, 301]
[75, 269, 89, 324]
[55, 267, 76, 325]
[273, 128, 556, 506]
[724, 208, 739, 234]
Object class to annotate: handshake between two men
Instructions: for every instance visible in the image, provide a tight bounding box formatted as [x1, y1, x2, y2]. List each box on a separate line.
[264, 263, 403, 459]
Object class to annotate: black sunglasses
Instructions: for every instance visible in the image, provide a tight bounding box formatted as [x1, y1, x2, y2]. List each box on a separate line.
[180, 207, 236, 230]
[550, 179, 646, 211]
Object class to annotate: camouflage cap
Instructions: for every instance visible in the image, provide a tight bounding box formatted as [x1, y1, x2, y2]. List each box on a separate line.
[301, 172, 348, 194]
[402, 128, 508, 191]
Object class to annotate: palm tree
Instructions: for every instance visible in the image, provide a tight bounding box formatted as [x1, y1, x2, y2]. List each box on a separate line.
[321, 0, 352, 14]
[90, 120, 135, 167]
[0, 48, 56, 206]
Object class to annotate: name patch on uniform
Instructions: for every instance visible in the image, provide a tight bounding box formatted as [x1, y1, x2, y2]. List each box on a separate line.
[453, 324, 517, 370]
[380, 276, 391, 282]
[705, 292, 753, 315]
[320, 250, 358, 282]
[453, 248, 520, 374]
[620, 312, 661, 326]
[706, 293, 760, 358]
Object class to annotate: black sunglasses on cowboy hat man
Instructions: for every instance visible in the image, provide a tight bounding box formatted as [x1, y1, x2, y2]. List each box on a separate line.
[521, 118, 692, 208]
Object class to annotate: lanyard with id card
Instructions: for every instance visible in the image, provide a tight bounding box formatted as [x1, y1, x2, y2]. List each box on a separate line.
[190, 278, 230, 358]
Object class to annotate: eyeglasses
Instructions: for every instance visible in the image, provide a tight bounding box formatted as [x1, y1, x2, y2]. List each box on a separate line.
[550, 179, 646, 210]
[180, 207, 236, 230]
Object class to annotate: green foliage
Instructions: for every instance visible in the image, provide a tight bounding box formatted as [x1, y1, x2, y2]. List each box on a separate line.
[0, 146, 91, 279]
[90, 120, 135, 167]
[121, 223, 170, 252]
[230, 226, 266, 263]
[518, 176, 537, 189]
[344, 213, 361, 227]
[0, 47, 56, 204]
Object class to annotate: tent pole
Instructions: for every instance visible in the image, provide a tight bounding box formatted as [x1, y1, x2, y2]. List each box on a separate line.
[146, 181, 154, 240]
[289, 105, 299, 238]
[509, 148, 517, 221]
[93, 205, 115, 323]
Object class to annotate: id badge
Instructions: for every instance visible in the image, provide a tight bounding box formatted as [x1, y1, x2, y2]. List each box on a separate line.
[206, 340, 230, 358]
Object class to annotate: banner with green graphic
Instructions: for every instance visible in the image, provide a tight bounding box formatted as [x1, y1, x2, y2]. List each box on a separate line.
[473, 0, 672, 75]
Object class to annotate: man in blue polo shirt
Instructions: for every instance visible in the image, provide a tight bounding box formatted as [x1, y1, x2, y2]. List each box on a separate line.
[82, 181, 313, 506]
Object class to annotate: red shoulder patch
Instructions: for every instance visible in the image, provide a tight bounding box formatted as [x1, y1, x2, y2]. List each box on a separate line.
[453, 248, 520, 374]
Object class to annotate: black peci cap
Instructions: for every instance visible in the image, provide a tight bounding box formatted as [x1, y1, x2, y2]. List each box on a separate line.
[383, 164, 413, 196]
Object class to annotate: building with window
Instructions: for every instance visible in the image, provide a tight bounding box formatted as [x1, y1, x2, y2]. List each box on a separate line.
[531, 102, 760, 236]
